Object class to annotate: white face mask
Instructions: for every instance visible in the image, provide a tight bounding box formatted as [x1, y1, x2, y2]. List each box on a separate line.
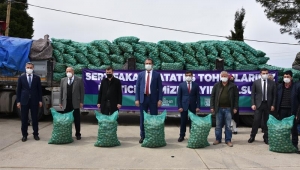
[261, 74, 268, 80]
[26, 69, 33, 74]
[283, 78, 291, 83]
[185, 76, 192, 82]
[221, 77, 228, 82]
[66, 72, 73, 78]
[145, 64, 152, 71]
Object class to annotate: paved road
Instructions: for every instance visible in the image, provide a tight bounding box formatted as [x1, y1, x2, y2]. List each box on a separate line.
[0, 113, 299, 170]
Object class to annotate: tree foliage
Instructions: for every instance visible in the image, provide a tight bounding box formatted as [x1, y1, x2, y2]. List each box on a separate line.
[227, 8, 246, 41]
[0, 0, 34, 38]
[256, 0, 300, 41]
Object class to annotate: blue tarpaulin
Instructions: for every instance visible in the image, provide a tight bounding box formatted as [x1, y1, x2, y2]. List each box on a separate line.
[0, 36, 33, 75]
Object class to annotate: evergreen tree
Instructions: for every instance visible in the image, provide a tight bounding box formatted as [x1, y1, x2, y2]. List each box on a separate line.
[227, 8, 246, 41]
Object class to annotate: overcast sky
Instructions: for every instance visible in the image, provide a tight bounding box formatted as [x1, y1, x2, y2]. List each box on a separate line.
[27, 0, 300, 68]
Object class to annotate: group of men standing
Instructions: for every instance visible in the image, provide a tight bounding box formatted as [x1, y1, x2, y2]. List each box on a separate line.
[17, 60, 299, 154]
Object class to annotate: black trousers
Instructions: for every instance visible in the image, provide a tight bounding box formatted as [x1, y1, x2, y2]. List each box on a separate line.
[64, 98, 81, 137]
[21, 99, 39, 137]
[251, 102, 269, 140]
[278, 108, 299, 146]
[180, 105, 195, 138]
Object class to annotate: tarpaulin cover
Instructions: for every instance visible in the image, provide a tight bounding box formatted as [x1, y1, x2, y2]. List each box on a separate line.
[0, 36, 32, 75]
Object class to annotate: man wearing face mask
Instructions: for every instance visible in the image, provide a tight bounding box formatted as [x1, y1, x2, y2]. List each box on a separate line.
[248, 68, 276, 145]
[177, 71, 200, 142]
[59, 67, 85, 140]
[276, 70, 299, 152]
[97, 66, 122, 115]
[210, 71, 239, 147]
[17, 62, 43, 142]
[135, 58, 163, 144]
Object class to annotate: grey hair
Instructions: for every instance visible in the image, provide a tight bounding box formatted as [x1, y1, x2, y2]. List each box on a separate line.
[66, 67, 74, 71]
[220, 71, 228, 76]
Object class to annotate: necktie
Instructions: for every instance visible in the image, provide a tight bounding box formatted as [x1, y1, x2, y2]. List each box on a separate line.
[69, 78, 72, 85]
[146, 71, 150, 95]
[263, 80, 266, 101]
[28, 74, 32, 88]
[188, 82, 191, 93]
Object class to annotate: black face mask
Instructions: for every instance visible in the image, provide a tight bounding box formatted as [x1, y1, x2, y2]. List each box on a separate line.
[107, 74, 113, 78]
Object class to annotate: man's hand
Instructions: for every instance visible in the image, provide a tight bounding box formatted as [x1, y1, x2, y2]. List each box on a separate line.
[251, 105, 256, 111]
[210, 109, 214, 113]
[80, 103, 83, 108]
[157, 100, 162, 107]
[117, 104, 122, 109]
[59, 104, 62, 109]
[17, 102, 21, 109]
[39, 102, 42, 108]
[233, 109, 237, 114]
[196, 108, 200, 112]
[271, 106, 275, 111]
[97, 104, 101, 108]
[178, 108, 183, 112]
[135, 100, 140, 107]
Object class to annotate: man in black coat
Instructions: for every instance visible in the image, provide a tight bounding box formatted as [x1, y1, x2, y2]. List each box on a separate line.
[97, 66, 122, 114]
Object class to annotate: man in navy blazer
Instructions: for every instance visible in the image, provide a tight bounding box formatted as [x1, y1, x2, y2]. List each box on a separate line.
[16, 62, 43, 142]
[135, 58, 163, 143]
[177, 71, 200, 142]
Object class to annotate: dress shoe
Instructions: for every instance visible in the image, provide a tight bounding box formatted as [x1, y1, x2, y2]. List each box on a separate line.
[213, 140, 220, 145]
[34, 135, 40, 141]
[264, 139, 268, 145]
[233, 131, 238, 135]
[76, 136, 81, 140]
[139, 138, 144, 144]
[226, 141, 233, 147]
[178, 137, 184, 142]
[297, 150, 300, 154]
[248, 137, 255, 143]
[22, 136, 27, 142]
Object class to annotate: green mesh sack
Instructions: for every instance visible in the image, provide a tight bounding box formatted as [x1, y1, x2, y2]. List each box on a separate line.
[214, 42, 231, 54]
[159, 40, 183, 55]
[232, 52, 248, 65]
[160, 52, 174, 63]
[123, 52, 133, 61]
[220, 51, 234, 66]
[92, 40, 110, 54]
[94, 110, 120, 147]
[98, 52, 111, 65]
[157, 43, 172, 55]
[72, 64, 87, 74]
[186, 64, 210, 71]
[195, 52, 209, 66]
[207, 54, 217, 63]
[62, 54, 77, 65]
[133, 52, 147, 64]
[52, 42, 65, 53]
[234, 41, 258, 56]
[71, 42, 88, 56]
[245, 51, 259, 65]
[53, 50, 64, 63]
[54, 63, 66, 73]
[201, 43, 218, 56]
[161, 62, 183, 70]
[291, 69, 300, 78]
[224, 65, 234, 70]
[52, 38, 72, 45]
[145, 44, 159, 54]
[75, 74, 82, 78]
[171, 51, 185, 64]
[182, 43, 195, 56]
[87, 64, 110, 70]
[53, 72, 66, 81]
[141, 110, 167, 148]
[109, 43, 122, 55]
[258, 57, 270, 64]
[74, 53, 89, 65]
[268, 115, 297, 153]
[48, 108, 74, 144]
[133, 43, 147, 55]
[278, 76, 283, 82]
[86, 54, 101, 66]
[86, 44, 99, 56]
[136, 63, 145, 70]
[118, 42, 134, 54]
[112, 62, 124, 70]
[184, 54, 198, 66]
[191, 43, 206, 56]
[110, 54, 125, 64]
[257, 50, 266, 57]
[224, 41, 244, 54]
[235, 63, 258, 70]
[258, 64, 284, 75]
[113, 36, 139, 45]
[65, 45, 76, 55]
[187, 111, 211, 148]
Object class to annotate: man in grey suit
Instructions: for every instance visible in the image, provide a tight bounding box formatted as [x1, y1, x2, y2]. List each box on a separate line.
[248, 68, 276, 144]
[59, 67, 85, 140]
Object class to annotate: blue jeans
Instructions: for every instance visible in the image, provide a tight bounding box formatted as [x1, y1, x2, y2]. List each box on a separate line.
[215, 108, 232, 143]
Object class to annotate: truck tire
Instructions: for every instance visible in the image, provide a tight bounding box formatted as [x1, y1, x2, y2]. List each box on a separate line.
[240, 115, 254, 127]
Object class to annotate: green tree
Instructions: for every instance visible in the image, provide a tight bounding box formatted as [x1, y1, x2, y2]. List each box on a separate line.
[256, 0, 300, 41]
[0, 0, 34, 38]
[227, 8, 246, 41]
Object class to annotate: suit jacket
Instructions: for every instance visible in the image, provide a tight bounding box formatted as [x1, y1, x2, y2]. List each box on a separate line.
[135, 70, 163, 103]
[59, 76, 85, 109]
[251, 78, 276, 109]
[177, 81, 200, 112]
[97, 77, 122, 113]
[276, 82, 300, 115]
[16, 74, 42, 105]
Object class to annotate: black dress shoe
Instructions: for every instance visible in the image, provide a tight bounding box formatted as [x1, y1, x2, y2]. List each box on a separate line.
[76, 136, 81, 140]
[22, 137, 27, 142]
[297, 150, 300, 154]
[34, 135, 40, 141]
[139, 138, 144, 144]
[264, 139, 268, 145]
[178, 137, 184, 142]
[233, 132, 238, 135]
[248, 137, 255, 143]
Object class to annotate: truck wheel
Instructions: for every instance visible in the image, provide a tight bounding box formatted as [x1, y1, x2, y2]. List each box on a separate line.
[240, 115, 254, 127]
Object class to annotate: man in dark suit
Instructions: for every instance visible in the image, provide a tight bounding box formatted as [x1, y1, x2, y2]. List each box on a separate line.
[16, 62, 43, 142]
[177, 71, 200, 142]
[248, 68, 276, 144]
[97, 66, 122, 114]
[135, 58, 163, 143]
[59, 67, 85, 140]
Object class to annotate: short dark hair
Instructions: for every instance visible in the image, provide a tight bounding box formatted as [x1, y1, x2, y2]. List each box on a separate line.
[26, 62, 34, 67]
[185, 71, 193, 75]
[106, 66, 113, 71]
[260, 68, 268, 73]
[145, 58, 153, 64]
[284, 70, 293, 77]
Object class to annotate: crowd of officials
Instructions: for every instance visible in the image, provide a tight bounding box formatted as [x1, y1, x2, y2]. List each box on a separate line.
[17, 59, 300, 154]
